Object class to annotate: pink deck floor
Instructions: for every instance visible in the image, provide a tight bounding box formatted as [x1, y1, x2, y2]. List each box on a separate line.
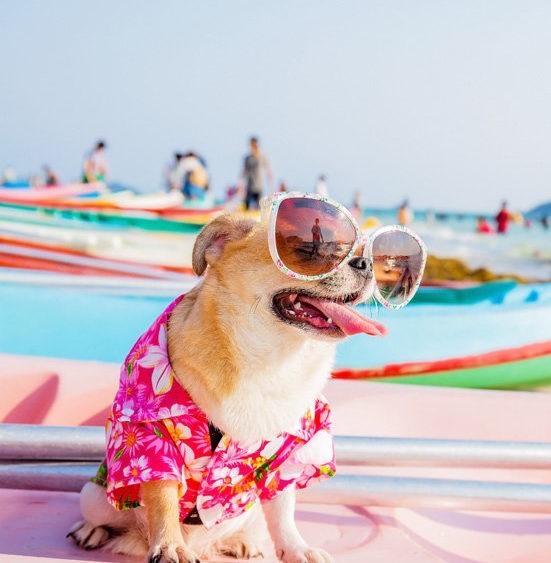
[2, 353, 551, 562]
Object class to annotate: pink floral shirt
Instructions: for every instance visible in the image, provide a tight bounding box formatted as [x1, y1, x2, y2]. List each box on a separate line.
[100, 295, 336, 528]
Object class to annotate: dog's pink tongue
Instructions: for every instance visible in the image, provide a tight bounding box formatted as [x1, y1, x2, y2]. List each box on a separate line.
[300, 297, 388, 336]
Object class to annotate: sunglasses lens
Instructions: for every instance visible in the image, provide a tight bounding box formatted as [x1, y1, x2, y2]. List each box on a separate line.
[371, 230, 424, 305]
[275, 198, 357, 276]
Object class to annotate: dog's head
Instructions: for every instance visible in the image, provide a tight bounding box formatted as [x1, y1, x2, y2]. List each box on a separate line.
[192, 213, 387, 341]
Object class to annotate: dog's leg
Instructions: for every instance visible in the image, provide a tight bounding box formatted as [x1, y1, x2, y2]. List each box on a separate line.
[68, 481, 136, 550]
[141, 480, 200, 563]
[262, 486, 333, 563]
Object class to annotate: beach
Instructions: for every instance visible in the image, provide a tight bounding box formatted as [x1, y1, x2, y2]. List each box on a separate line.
[3, 2, 551, 559]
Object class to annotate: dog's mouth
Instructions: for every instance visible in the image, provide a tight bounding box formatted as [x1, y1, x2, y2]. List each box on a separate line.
[272, 290, 388, 338]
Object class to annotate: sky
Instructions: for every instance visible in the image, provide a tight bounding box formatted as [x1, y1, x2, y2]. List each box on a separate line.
[1, 0, 551, 213]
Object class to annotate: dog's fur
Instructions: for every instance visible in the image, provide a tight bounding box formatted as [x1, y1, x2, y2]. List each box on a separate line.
[68, 213, 377, 563]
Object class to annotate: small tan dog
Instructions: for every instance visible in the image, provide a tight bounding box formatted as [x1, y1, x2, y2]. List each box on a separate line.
[68, 206, 389, 563]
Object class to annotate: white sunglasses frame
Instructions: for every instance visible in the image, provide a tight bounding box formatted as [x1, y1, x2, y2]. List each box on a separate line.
[260, 191, 427, 310]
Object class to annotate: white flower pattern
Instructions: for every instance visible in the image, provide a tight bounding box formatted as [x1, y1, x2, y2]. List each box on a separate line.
[122, 455, 152, 482]
[136, 324, 173, 396]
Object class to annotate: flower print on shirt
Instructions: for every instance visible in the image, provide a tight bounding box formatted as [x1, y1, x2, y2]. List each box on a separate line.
[164, 419, 191, 444]
[182, 452, 210, 484]
[135, 323, 173, 396]
[122, 455, 152, 484]
[157, 403, 189, 419]
[98, 294, 336, 527]
[211, 435, 262, 469]
[125, 341, 149, 376]
[116, 424, 147, 456]
[211, 466, 241, 491]
[117, 378, 153, 421]
[259, 436, 285, 460]
[185, 423, 214, 458]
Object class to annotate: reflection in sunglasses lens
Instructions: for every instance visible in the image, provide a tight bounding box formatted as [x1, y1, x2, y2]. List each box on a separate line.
[372, 231, 423, 305]
[275, 198, 357, 276]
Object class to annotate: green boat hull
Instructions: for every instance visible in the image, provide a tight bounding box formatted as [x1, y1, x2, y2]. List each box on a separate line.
[0, 202, 203, 234]
[375, 354, 551, 390]
[413, 280, 518, 305]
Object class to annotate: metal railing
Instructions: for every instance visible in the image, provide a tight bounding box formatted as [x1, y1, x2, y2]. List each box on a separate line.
[2, 424, 551, 469]
[1, 462, 551, 514]
[1, 424, 550, 513]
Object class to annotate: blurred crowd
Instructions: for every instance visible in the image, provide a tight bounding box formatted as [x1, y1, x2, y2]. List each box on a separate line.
[1, 137, 549, 230]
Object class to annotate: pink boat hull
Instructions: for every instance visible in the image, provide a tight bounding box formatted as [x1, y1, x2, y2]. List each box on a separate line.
[0, 183, 105, 202]
[2, 353, 551, 562]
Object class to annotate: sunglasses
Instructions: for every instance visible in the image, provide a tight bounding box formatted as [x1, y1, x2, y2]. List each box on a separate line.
[260, 191, 427, 309]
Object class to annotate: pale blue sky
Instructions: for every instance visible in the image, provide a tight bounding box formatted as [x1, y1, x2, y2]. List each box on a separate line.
[2, 1, 550, 212]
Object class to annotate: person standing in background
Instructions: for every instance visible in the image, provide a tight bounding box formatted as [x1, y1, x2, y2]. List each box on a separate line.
[164, 152, 184, 192]
[495, 201, 511, 234]
[179, 151, 209, 199]
[165, 151, 209, 199]
[43, 164, 59, 186]
[476, 216, 495, 234]
[82, 140, 109, 183]
[315, 174, 328, 197]
[311, 217, 324, 256]
[397, 199, 412, 226]
[241, 136, 273, 210]
[0, 167, 17, 186]
[350, 191, 362, 221]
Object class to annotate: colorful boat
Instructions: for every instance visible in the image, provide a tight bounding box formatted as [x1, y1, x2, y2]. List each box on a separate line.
[0, 236, 194, 279]
[0, 184, 176, 209]
[1, 354, 551, 562]
[334, 339, 551, 389]
[1, 276, 551, 390]
[0, 183, 226, 232]
[0, 182, 107, 202]
[89, 190, 185, 210]
[336, 285, 551, 379]
[0, 215, 198, 267]
[0, 201, 206, 232]
[0, 270, 195, 296]
[413, 279, 518, 305]
[0, 187, 224, 213]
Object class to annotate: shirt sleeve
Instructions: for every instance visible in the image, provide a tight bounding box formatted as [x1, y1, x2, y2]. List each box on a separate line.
[104, 418, 184, 511]
[286, 399, 336, 490]
[257, 400, 336, 502]
[293, 428, 336, 489]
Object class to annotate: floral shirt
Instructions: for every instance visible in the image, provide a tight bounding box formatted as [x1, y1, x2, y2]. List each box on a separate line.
[96, 295, 336, 529]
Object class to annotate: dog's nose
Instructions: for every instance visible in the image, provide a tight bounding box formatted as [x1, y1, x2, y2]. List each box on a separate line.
[348, 256, 369, 271]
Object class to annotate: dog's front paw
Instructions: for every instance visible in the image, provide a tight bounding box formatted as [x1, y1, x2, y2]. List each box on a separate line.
[276, 545, 334, 563]
[67, 520, 112, 550]
[219, 538, 263, 559]
[148, 542, 201, 563]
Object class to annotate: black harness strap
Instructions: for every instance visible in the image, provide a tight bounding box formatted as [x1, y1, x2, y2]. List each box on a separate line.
[208, 422, 224, 451]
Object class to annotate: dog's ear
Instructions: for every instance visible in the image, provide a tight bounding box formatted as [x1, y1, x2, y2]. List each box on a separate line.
[192, 214, 256, 275]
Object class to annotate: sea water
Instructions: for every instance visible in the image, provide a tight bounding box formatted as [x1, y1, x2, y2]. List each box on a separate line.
[372, 212, 551, 281]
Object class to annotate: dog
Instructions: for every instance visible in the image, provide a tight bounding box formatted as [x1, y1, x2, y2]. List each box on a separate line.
[68, 211, 387, 562]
